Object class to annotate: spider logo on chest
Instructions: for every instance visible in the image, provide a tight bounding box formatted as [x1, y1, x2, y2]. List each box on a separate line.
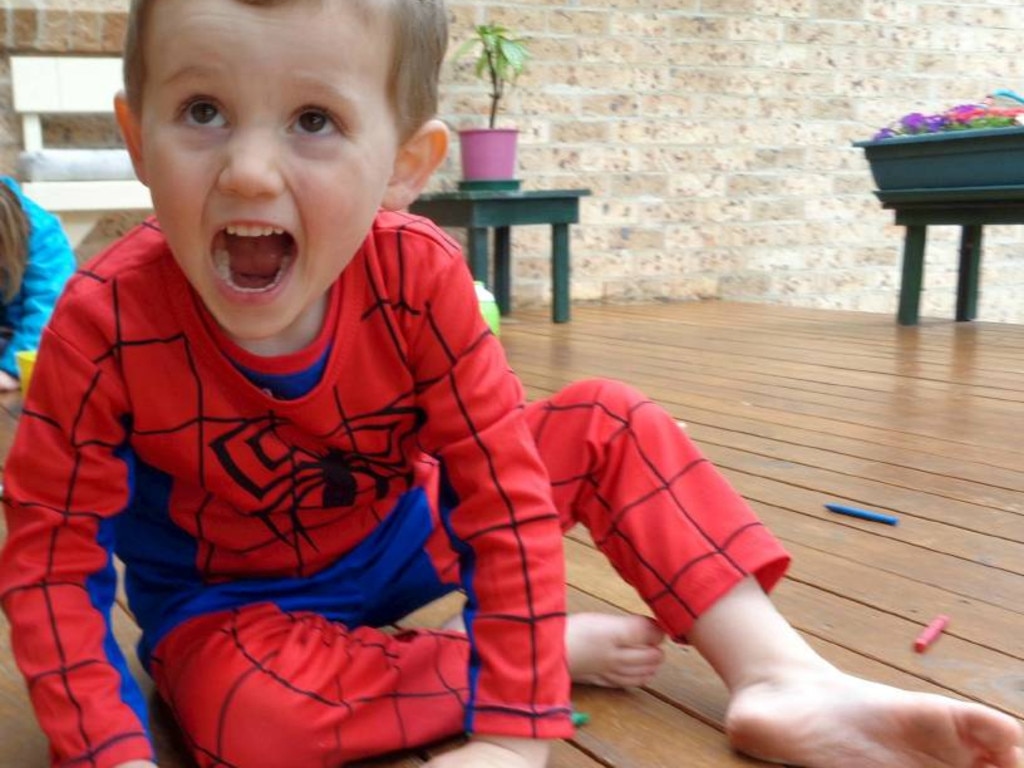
[208, 406, 427, 521]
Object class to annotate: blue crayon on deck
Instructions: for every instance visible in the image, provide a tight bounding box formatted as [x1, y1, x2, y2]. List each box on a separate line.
[825, 503, 899, 526]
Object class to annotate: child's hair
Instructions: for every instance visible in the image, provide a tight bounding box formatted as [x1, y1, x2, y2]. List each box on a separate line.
[122, 0, 449, 141]
[0, 184, 28, 302]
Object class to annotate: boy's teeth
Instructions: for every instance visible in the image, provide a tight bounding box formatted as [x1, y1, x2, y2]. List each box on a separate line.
[225, 224, 284, 237]
[213, 249, 234, 284]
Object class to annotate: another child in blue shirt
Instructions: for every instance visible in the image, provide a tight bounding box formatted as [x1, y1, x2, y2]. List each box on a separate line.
[0, 177, 77, 390]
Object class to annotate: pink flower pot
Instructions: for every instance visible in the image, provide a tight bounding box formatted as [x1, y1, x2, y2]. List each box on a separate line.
[458, 128, 519, 180]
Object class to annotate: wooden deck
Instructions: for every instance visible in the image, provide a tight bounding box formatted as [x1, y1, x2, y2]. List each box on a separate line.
[1, 301, 1022, 766]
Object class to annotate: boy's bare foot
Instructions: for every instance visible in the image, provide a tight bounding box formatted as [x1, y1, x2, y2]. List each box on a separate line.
[725, 666, 1024, 768]
[565, 612, 666, 688]
[441, 611, 666, 689]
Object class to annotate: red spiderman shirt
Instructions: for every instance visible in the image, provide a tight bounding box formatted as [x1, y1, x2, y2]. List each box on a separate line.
[0, 211, 572, 767]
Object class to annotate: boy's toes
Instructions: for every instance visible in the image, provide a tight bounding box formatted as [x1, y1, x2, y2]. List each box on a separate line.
[618, 644, 665, 672]
[962, 705, 1024, 768]
[621, 615, 666, 647]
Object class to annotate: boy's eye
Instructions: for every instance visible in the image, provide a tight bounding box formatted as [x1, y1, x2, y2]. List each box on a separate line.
[185, 100, 224, 126]
[295, 109, 335, 135]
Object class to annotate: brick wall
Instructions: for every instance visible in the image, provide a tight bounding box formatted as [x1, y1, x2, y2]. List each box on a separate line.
[4, 0, 1024, 322]
[441, 0, 1024, 322]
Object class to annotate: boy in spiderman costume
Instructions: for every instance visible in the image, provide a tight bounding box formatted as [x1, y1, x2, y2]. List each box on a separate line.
[1, 1, 1021, 767]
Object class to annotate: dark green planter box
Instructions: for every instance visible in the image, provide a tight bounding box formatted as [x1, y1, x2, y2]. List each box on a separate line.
[854, 126, 1024, 190]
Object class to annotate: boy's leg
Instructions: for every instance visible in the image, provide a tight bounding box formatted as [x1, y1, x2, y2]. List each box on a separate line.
[150, 603, 471, 768]
[525, 378, 1023, 768]
[523, 377, 790, 640]
[691, 577, 1023, 768]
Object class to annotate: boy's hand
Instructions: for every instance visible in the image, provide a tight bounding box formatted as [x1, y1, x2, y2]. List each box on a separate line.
[424, 736, 551, 768]
[113, 762, 158, 768]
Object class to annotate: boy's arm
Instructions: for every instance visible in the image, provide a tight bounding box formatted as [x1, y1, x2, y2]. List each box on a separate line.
[0, 328, 155, 767]
[409, 254, 573, 742]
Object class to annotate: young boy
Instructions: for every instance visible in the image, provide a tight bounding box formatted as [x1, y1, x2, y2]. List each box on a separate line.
[0, 1, 1020, 767]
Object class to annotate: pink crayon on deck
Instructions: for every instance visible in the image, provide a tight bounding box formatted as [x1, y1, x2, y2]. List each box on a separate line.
[914, 614, 950, 653]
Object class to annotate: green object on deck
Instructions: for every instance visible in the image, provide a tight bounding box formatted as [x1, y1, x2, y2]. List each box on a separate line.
[475, 281, 501, 336]
[571, 710, 590, 727]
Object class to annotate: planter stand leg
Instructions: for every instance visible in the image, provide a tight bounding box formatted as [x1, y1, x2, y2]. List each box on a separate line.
[898, 225, 927, 326]
[493, 226, 512, 316]
[468, 227, 490, 287]
[552, 223, 571, 323]
[955, 224, 982, 321]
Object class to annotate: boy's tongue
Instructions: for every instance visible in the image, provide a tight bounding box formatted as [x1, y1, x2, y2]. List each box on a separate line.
[222, 232, 291, 290]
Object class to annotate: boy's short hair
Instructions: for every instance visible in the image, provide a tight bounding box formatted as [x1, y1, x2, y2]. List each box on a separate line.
[122, 0, 449, 140]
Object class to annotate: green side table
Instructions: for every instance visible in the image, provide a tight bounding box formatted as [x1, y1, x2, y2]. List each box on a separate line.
[410, 188, 591, 323]
[876, 186, 1024, 325]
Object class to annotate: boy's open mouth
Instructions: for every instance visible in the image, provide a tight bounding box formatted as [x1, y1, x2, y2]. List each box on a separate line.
[213, 225, 296, 293]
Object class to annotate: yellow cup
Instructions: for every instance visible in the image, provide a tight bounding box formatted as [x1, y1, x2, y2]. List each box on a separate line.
[16, 350, 37, 395]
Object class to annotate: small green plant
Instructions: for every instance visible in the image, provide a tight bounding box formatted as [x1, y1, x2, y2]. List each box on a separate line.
[454, 24, 530, 129]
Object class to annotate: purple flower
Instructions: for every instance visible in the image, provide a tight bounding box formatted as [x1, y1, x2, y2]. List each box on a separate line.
[899, 112, 929, 132]
[899, 112, 947, 134]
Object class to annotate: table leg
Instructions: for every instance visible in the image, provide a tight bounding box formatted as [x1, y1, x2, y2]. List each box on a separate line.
[898, 225, 927, 326]
[493, 226, 511, 315]
[956, 224, 983, 322]
[467, 227, 490, 286]
[552, 223, 570, 323]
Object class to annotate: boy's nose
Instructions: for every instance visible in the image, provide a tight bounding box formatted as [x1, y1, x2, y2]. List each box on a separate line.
[217, 133, 286, 199]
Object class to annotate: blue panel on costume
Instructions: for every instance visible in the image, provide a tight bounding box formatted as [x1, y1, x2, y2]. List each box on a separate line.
[116, 458, 456, 667]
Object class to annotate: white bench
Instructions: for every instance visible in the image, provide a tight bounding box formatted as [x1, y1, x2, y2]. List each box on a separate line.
[11, 56, 152, 247]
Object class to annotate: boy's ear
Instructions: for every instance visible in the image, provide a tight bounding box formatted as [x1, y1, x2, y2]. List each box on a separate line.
[381, 119, 449, 211]
[114, 92, 149, 186]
